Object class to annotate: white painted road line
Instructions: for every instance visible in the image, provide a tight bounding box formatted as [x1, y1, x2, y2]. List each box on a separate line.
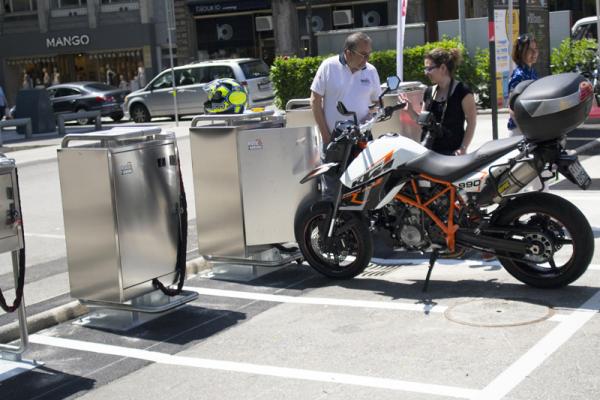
[371, 258, 600, 272]
[24, 232, 65, 239]
[186, 287, 574, 323]
[473, 290, 600, 400]
[29, 334, 480, 399]
[184, 286, 444, 314]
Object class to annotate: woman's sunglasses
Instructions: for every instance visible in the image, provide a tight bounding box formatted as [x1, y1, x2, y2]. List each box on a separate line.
[517, 33, 533, 44]
[424, 65, 439, 73]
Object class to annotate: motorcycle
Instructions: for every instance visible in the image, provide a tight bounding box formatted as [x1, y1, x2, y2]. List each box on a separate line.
[295, 74, 595, 289]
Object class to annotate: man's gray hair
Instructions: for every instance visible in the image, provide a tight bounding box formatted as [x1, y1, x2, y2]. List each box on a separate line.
[344, 32, 372, 51]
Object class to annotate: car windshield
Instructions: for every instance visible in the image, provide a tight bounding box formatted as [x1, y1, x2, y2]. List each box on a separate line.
[240, 60, 270, 79]
[84, 83, 116, 91]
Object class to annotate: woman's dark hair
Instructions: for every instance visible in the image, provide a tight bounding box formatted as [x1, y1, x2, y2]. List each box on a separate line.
[425, 48, 463, 76]
[512, 33, 536, 65]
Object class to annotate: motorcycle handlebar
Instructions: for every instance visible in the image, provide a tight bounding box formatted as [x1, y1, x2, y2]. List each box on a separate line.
[358, 101, 406, 134]
[332, 101, 406, 143]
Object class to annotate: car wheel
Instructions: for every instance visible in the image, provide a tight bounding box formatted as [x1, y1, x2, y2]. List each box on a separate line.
[75, 108, 89, 125]
[110, 112, 124, 122]
[130, 104, 151, 123]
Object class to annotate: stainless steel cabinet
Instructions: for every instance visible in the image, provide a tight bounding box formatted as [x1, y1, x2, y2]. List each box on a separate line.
[58, 128, 181, 303]
[190, 114, 319, 259]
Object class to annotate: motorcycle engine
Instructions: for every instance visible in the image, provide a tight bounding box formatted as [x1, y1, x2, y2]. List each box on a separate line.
[383, 206, 430, 250]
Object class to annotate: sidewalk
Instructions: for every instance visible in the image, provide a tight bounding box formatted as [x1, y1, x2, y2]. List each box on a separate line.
[0, 108, 509, 157]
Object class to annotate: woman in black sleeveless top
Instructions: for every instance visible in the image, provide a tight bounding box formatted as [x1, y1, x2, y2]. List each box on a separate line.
[406, 48, 477, 155]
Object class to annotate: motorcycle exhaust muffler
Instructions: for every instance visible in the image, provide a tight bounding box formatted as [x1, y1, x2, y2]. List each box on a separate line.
[495, 160, 539, 196]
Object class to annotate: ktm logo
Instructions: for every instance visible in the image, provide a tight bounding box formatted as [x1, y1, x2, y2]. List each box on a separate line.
[352, 151, 394, 188]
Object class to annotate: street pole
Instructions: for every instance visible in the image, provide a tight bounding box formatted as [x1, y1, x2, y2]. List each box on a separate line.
[306, 0, 316, 56]
[166, 0, 179, 127]
[488, 0, 498, 140]
[458, 0, 467, 50]
[519, 0, 527, 34]
[508, 0, 513, 79]
[596, 0, 600, 59]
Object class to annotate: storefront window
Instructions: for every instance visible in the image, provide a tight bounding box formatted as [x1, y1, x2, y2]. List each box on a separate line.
[6, 49, 144, 91]
[4, 0, 37, 13]
[52, 0, 86, 8]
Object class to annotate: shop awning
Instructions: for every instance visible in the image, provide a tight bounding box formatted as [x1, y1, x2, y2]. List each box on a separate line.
[186, 0, 270, 16]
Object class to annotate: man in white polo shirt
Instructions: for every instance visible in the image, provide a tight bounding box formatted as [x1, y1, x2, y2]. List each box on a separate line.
[310, 32, 381, 147]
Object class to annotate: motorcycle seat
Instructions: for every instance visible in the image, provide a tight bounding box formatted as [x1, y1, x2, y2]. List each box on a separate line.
[404, 136, 523, 182]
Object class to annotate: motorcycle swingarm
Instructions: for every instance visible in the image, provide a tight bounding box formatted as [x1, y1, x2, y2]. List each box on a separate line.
[455, 229, 529, 255]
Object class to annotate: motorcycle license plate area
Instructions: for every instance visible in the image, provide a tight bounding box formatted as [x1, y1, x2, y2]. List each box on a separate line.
[567, 159, 591, 188]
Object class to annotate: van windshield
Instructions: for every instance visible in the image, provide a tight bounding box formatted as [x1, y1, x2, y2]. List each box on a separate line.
[573, 22, 597, 40]
[240, 60, 270, 79]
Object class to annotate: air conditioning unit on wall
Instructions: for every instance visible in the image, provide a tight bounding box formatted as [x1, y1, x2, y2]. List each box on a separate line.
[333, 10, 353, 26]
[256, 16, 273, 32]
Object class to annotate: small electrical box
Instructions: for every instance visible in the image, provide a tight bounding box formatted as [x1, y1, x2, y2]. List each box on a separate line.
[0, 155, 23, 254]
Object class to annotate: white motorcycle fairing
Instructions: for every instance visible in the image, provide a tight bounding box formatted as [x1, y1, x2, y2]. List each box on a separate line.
[341, 134, 428, 189]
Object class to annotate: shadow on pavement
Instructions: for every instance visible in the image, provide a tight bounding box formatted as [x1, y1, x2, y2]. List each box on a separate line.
[239, 262, 600, 313]
[1, 365, 95, 400]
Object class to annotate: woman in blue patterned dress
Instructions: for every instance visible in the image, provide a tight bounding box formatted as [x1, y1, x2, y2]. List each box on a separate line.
[507, 33, 539, 136]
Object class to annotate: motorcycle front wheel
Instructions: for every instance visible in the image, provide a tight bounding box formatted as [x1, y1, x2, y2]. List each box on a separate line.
[494, 192, 594, 288]
[295, 206, 372, 279]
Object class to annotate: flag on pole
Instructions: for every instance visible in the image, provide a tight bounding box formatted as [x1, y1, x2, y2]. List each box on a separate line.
[396, 0, 408, 80]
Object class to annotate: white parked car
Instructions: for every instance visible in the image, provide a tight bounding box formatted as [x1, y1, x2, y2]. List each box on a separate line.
[572, 16, 599, 40]
[124, 58, 274, 122]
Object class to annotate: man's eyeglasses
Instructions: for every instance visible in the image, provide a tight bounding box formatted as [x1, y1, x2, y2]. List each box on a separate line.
[424, 65, 439, 73]
[350, 49, 371, 60]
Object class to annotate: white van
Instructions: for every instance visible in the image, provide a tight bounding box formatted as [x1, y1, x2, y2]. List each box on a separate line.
[572, 16, 599, 40]
[124, 58, 274, 123]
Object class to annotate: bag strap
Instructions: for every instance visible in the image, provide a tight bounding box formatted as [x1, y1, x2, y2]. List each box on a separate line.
[432, 78, 456, 124]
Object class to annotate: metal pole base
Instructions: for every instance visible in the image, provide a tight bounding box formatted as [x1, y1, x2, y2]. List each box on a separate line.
[0, 357, 42, 383]
[204, 248, 303, 282]
[74, 289, 198, 332]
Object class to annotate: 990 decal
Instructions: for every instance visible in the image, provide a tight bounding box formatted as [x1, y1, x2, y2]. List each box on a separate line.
[458, 179, 481, 189]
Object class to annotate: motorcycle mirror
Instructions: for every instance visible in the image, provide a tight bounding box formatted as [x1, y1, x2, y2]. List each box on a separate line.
[337, 101, 350, 115]
[386, 76, 401, 91]
[337, 101, 358, 124]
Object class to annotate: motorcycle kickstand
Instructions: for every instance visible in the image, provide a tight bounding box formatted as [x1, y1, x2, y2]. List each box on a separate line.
[423, 251, 439, 292]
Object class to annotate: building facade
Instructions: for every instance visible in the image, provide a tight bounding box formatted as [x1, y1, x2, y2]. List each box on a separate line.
[0, 0, 177, 103]
[180, 0, 421, 65]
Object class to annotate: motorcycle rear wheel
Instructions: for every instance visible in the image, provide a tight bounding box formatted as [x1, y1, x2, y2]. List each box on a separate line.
[295, 207, 372, 279]
[494, 192, 594, 288]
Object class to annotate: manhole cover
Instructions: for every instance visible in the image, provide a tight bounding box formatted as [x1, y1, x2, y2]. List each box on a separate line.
[445, 298, 554, 327]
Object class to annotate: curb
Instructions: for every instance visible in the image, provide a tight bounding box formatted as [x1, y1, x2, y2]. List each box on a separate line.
[477, 108, 511, 115]
[0, 256, 210, 344]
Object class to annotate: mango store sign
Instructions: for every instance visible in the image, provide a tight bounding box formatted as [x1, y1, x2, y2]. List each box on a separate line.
[46, 34, 90, 48]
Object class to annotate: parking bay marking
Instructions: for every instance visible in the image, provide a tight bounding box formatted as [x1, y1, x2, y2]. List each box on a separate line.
[184, 286, 567, 322]
[28, 290, 600, 398]
[474, 289, 600, 400]
[29, 334, 480, 399]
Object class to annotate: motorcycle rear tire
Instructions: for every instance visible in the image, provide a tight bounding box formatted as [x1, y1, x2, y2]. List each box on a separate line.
[295, 207, 372, 279]
[494, 192, 594, 288]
